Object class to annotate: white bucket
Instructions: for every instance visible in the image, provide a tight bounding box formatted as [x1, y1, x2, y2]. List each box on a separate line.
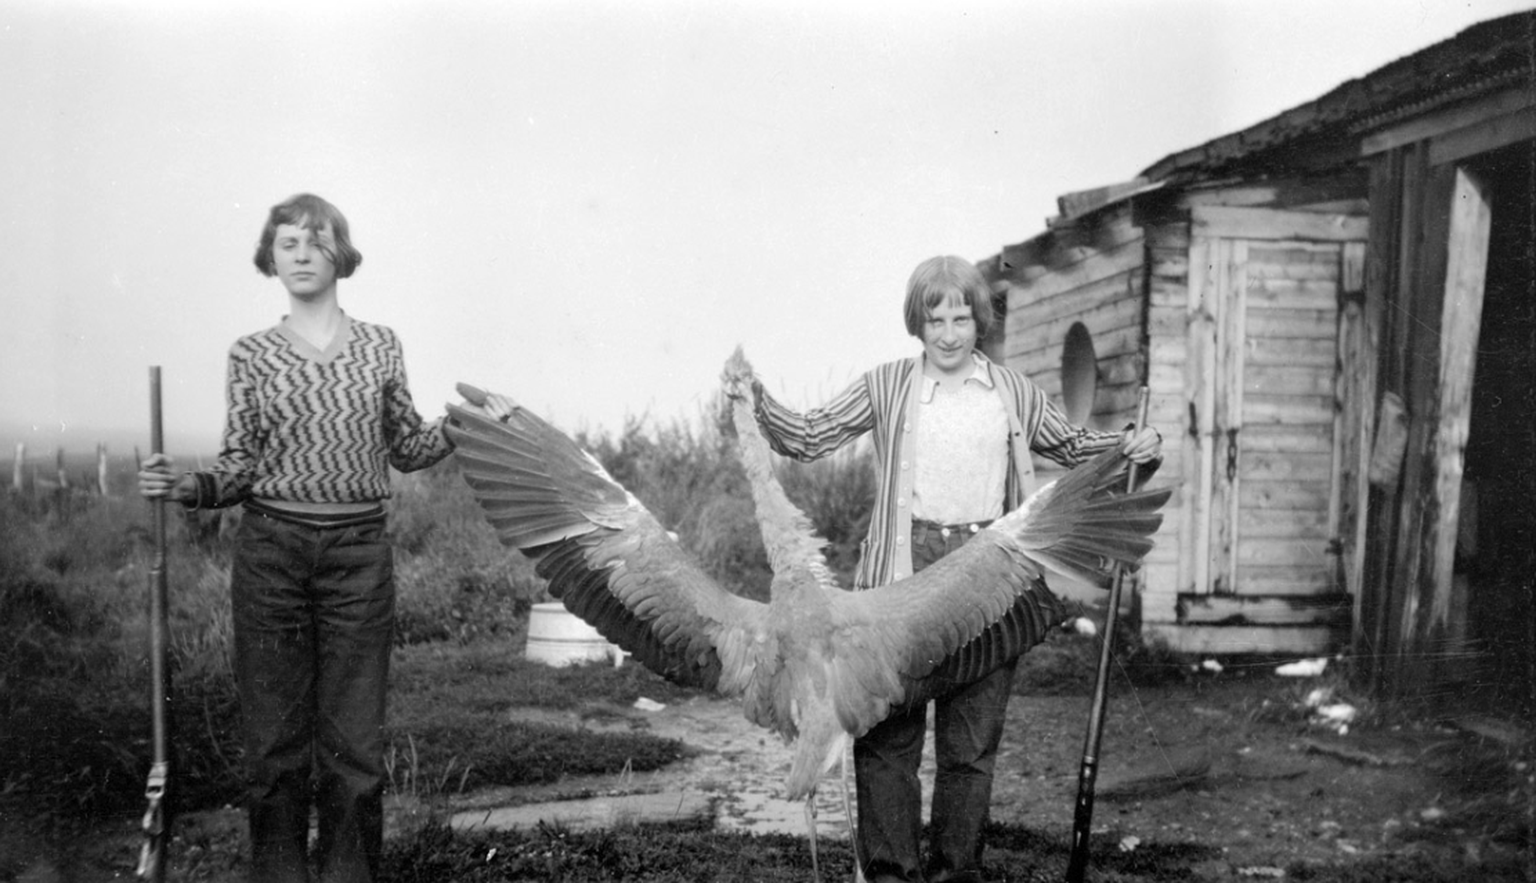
[525, 602, 618, 667]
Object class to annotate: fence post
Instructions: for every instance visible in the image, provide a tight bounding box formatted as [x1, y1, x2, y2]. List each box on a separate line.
[98, 443, 110, 496]
[11, 443, 21, 495]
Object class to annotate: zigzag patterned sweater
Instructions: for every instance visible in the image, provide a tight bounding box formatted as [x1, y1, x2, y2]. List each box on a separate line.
[186, 314, 452, 509]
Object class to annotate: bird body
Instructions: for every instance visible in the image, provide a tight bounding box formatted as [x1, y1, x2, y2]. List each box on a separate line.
[446, 356, 1171, 809]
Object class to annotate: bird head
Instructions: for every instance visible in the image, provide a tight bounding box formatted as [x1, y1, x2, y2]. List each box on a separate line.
[720, 346, 759, 402]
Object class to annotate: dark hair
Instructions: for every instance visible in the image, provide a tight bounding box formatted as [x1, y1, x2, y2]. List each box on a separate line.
[902, 255, 995, 339]
[253, 193, 363, 278]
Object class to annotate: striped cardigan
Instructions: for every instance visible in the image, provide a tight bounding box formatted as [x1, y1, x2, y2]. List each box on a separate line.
[753, 353, 1126, 588]
[186, 314, 452, 509]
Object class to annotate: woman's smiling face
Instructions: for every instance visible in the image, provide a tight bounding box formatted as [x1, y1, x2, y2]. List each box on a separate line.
[920, 294, 978, 378]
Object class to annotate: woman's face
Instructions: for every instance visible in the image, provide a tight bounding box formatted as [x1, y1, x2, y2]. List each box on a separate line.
[271, 222, 338, 299]
[921, 294, 978, 378]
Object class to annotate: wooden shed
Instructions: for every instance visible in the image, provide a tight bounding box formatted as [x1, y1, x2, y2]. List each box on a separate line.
[978, 11, 1533, 713]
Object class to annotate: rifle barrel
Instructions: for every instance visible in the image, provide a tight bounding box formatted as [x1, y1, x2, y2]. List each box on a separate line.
[1065, 386, 1150, 883]
[139, 366, 170, 883]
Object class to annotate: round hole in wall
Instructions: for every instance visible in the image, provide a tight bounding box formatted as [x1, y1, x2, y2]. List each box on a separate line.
[1061, 322, 1098, 424]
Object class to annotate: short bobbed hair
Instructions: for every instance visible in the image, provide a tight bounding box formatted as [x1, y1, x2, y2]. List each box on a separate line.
[253, 193, 364, 279]
[902, 255, 995, 339]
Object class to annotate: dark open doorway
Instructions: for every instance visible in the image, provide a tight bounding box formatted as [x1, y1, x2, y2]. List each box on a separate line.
[1462, 140, 1536, 721]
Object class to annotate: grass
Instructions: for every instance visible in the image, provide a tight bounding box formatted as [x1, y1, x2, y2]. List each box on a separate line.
[377, 819, 1230, 883]
[388, 642, 700, 794]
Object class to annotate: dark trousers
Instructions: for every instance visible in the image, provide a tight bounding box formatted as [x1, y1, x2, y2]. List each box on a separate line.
[231, 510, 394, 883]
[855, 522, 1017, 883]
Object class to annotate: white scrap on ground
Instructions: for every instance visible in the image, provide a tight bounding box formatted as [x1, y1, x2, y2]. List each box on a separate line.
[1275, 657, 1329, 677]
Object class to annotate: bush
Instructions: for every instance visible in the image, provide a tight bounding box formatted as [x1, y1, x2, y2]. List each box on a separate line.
[576, 404, 876, 600]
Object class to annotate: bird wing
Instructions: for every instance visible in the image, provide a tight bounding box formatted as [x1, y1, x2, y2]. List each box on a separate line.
[446, 386, 769, 694]
[819, 447, 1172, 736]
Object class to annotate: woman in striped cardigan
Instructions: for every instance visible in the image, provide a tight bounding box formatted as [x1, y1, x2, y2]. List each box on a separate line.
[747, 255, 1161, 883]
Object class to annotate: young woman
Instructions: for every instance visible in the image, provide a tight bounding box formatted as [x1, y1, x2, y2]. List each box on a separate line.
[743, 255, 1161, 883]
[139, 193, 512, 882]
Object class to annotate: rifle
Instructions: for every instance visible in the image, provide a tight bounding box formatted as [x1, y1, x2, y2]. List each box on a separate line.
[1065, 386, 1150, 883]
[136, 366, 171, 882]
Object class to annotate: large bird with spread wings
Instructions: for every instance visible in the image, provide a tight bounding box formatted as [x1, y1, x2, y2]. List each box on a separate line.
[446, 349, 1170, 876]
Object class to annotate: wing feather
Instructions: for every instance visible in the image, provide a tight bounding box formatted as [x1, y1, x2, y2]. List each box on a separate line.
[822, 447, 1170, 736]
[446, 395, 768, 693]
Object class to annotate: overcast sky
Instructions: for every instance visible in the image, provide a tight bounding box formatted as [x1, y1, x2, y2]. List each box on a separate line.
[2, 0, 1529, 455]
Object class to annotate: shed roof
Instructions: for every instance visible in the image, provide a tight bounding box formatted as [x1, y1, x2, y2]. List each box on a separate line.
[1139, 10, 1534, 185]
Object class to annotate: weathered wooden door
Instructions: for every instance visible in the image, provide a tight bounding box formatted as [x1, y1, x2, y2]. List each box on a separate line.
[1184, 207, 1368, 641]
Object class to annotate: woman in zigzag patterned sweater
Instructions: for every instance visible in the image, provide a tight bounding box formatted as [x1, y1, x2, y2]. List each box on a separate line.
[139, 193, 514, 883]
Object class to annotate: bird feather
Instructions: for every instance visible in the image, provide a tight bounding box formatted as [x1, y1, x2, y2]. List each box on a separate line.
[447, 367, 1169, 801]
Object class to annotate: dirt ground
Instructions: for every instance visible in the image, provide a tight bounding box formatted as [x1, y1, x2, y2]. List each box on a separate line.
[459, 661, 1534, 880]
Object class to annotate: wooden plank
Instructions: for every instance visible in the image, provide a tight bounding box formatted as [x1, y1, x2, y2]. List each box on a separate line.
[1098, 351, 1146, 386]
[1010, 283, 1145, 347]
[1342, 241, 1367, 295]
[1140, 588, 1180, 624]
[1245, 310, 1337, 340]
[1244, 277, 1340, 310]
[1240, 508, 1329, 538]
[1179, 594, 1350, 626]
[1007, 268, 1135, 326]
[1212, 239, 1246, 596]
[1426, 167, 1491, 648]
[1178, 174, 1365, 212]
[1239, 481, 1329, 511]
[1387, 156, 1456, 700]
[1184, 236, 1217, 596]
[1245, 365, 1333, 396]
[1029, 354, 1146, 399]
[1148, 306, 1194, 339]
[1149, 250, 1187, 280]
[1004, 236, 1144, 302]
[1361, 86, 1536, 157]
[1245, 337, 1335, 366]
[1149, 283, 1188, 309]
[1239, 423, 1334, 453]
[1193, 205, 1368, 242]
[1149, 361, 1183, 396]
[1248, 258, 1348, 282]
[1144, 220, 1191, 251]
[1056, 177, 1163, 221]
[1143, 623, 1341, 656]
[1010, 323, 1142, 367]
[1238, 536, 1334, 567]
[1231, 568, 1335, 596]
[1238, 452, 1335, 482]
[1240, 396, 1336, 425]
[1354, 150, 1404, 681]
[1096, 381, 1145, 418]
[1429, 106, 1536, 167]
[1247, 241, 1347, 269]
[1336, 297, 1375, 649]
